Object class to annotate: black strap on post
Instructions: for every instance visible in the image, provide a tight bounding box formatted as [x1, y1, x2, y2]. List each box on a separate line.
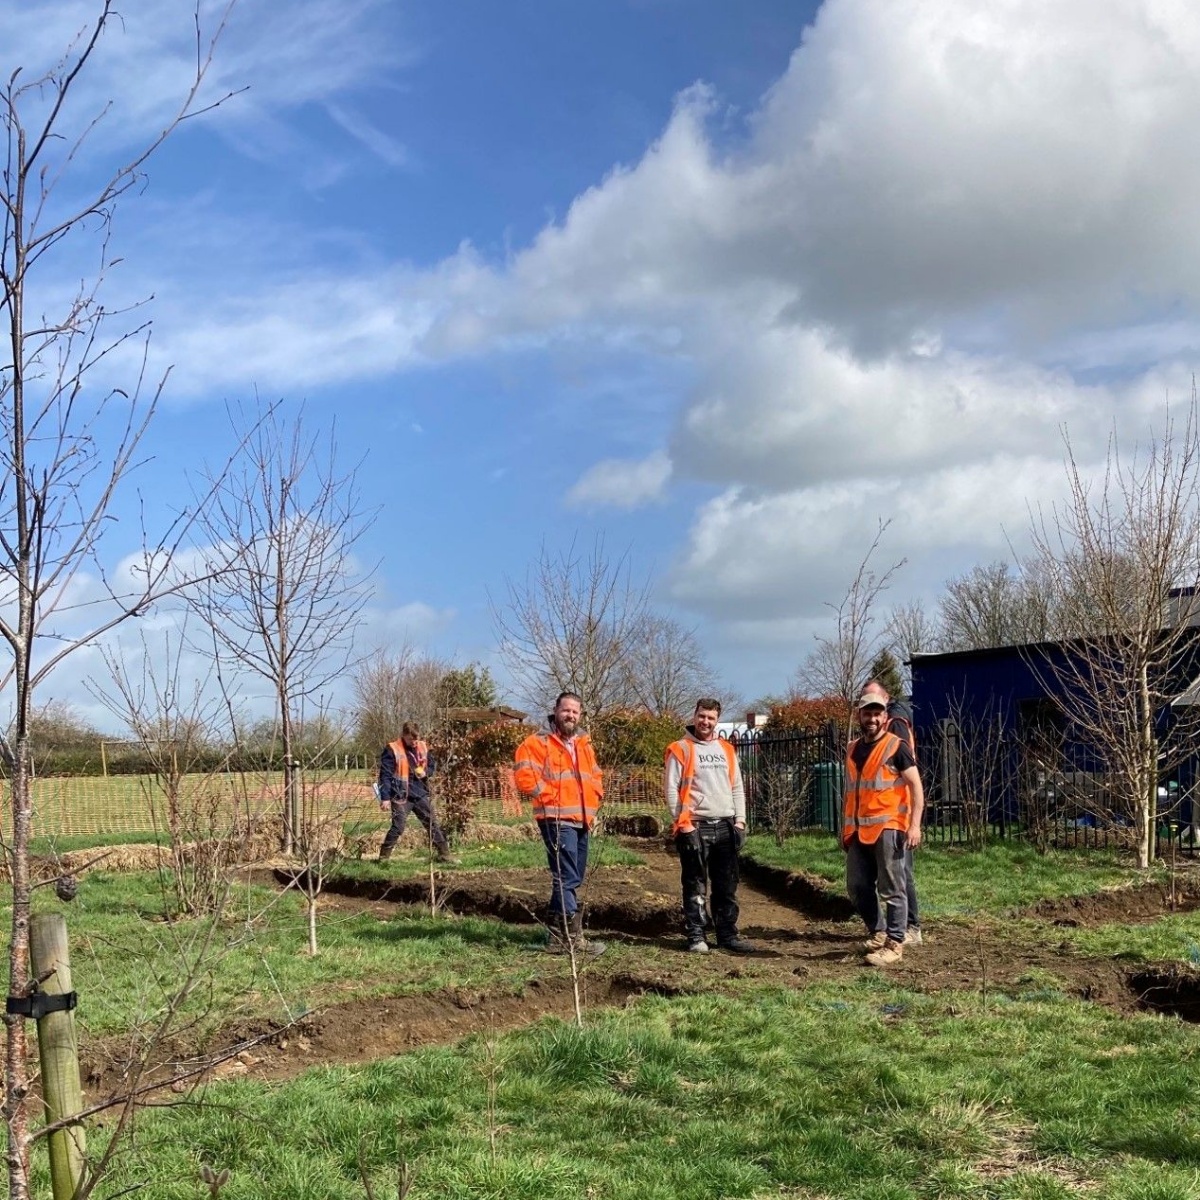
[6, 991, 77, 1019]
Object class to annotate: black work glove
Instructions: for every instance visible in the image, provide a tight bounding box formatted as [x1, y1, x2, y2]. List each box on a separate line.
[675, 829, 702, 854]
[733, 824, 746, 851]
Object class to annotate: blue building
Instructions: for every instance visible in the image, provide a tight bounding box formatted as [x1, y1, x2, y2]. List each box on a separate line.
[909, 631, 1200, 846]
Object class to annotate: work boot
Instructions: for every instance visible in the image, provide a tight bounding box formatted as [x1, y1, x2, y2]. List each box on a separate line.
[435, 845, 461, 866]
[545, 912, 572, 955]
[903, 927, 924, 946]
[865, 938, 904, 967]
[717, 934, 757, 954]
[568, 911, 607, 957]
[378, 846, 393, 861]
[863, 930, 888, 952]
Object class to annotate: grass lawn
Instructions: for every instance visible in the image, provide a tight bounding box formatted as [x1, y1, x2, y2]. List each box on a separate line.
[10, 834, 1200, 1199]
[19, 876, 555, 1039]
[73, 984, 1200, 1200]
[744, 831, 1159, 918]
[8, 834, 646, 1039]
[330, 837, 645, 882]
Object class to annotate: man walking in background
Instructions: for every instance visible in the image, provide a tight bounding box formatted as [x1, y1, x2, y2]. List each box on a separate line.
[378, 722, 456, 863]
[513, 692, 606, 956]
[842, 690, 925, 967]
[665, 698, 755, 954]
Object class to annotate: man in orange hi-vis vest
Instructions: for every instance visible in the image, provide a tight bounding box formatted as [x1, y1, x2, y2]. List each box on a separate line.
[859, 679, 923, 950]
[513, 692, 606, 956]
[377, 722, 455, 863]
[843, 689, 925, 967]
[664, 698, 755, 954]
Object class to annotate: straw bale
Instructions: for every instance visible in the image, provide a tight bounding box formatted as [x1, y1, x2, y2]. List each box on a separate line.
[465, 820, 538, 844]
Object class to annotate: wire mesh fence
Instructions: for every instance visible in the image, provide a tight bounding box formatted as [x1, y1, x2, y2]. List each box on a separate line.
[732, 721, 1200, 857]
[2, 762, 669, 842]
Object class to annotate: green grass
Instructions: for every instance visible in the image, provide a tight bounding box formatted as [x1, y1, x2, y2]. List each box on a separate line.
[331, 837, 644, 881]
[1053, 910, 1200, 964]
[11, 870, 614, 1039]
[744, 832, 1155, 917]
[12, 833, 1200, 1198]
[73, 984, 1200, 1200]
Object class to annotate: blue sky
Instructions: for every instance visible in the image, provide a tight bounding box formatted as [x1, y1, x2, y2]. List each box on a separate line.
[6, 0, 1200, 727]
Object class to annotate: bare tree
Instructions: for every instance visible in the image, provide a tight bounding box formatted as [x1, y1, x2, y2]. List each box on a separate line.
[940, 694, 1011, 851]
[796, 522, 905, 727]
[0, 8, 240, 1194]
[623, 613, 717, 717]
[351, 643, 451, 752]
[884, 599, 941, 692]
[190, 403, 372, 852]
[492, 537, 649, 717]
[88, 620, 243, 915]
[1028, 400, 1200, 868]
[938, 560, 1063, 651]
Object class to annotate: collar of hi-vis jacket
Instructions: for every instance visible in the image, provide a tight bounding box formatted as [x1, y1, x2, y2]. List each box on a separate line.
[669, 734, 735, 835]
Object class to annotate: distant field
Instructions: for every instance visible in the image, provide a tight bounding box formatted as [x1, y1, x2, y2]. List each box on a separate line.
[2, 769, 381, 839]
[3, 765, 668, 840]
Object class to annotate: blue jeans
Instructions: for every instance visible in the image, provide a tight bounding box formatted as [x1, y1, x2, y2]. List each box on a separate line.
[539, 819, 589, 919]
[846, 830, 908, 943]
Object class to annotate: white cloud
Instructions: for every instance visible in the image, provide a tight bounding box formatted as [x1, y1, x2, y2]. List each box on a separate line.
[567, 450, 671, 510]
[0, 0, 408, 167]
[415, 0, 1200, 363]
[668, 454, 1074, 624]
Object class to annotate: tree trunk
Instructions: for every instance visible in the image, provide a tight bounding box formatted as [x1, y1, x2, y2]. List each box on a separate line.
[5, 734, 33, 1199]
[1137, 663, 1155, 870]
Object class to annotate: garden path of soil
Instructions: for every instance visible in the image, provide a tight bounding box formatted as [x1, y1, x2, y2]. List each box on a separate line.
[81, 844, 1200, 1102]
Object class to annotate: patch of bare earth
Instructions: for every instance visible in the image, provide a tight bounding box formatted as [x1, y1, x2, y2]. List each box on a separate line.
[79, 843, 1200, 1095]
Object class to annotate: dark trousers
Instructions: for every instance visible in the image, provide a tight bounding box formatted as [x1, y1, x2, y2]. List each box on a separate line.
[846, 829, 908, 943]
[380, 792, 449, 856]
[539, 819, 589, 920]
[677, 818, 740, 942]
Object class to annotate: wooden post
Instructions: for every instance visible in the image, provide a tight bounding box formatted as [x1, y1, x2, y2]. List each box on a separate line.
[30, 913, 87, 1200]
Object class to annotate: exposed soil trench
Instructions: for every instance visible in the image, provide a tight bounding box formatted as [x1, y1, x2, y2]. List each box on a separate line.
[81, 844, 1200, 1100]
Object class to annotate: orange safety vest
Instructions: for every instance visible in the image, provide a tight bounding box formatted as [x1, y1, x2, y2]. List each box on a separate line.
[513, 731, 603, 828]
[843, 732, 910, 845]
[387, 738, 429, 784]
[665, 737, 737, 835]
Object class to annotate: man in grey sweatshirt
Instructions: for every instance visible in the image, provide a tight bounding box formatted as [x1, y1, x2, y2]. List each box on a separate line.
[664, 698, 755, 953]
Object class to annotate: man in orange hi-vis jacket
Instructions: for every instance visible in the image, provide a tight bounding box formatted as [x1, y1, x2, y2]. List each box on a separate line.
[513, 692, 606, 956]
[842, 689, 925, 968]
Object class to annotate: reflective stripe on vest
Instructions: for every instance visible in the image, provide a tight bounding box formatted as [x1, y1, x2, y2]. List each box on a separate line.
[843, 732, 909, 845]
[667, 737, 737, 836]
[517, 732, 602, 827]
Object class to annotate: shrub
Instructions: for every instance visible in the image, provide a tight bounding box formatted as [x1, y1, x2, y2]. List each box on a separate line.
[766, 696, 850, 734]
[591, 709, 682, 767]
[465, 721, 534, 769]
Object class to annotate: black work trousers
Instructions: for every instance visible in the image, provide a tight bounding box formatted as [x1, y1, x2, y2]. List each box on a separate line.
[677, 817, 740, 942]
[380, 791, 449, 856]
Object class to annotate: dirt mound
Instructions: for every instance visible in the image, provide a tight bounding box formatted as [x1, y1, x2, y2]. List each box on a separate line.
[313, 865, 684, 936]
[1022, 880, 1200, 926]
[81, 969, 700, 1097]
[738, 857, 856, 922]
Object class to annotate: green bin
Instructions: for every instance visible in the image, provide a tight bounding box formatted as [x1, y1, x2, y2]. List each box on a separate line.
[811, 762, 845, 832]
